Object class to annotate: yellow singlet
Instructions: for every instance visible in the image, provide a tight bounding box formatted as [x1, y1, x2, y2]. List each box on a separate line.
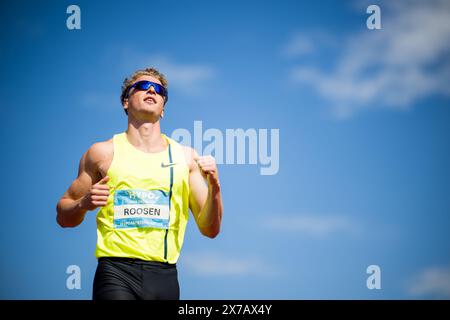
[95, 132, 190, 264]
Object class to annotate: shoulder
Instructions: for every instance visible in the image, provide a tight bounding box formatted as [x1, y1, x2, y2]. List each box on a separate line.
[76, 138, 113, 180]
[84, 139, 114, 171]
[180, 145, 199, 172]
[87, 139, 113, 161]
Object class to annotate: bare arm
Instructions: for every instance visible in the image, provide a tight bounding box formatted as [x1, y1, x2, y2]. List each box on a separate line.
[187, 147, 223, 238]
[56, 143, 111, 228]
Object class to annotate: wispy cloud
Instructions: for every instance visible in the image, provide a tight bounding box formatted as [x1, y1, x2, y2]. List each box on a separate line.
[80, 92, 118, 110]
[121, 52, 216, 96]
[262, 214, 361, 237]
[82, 54, 216, 109]
[181, 252, 279, 277]
[282, 31, 336, 58]
[286, 0, 450, 118]
[407, 265, 450, 299]
[148, 56, 215, 94]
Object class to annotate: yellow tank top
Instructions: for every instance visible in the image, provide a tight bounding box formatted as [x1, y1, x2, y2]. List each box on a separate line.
[95, 132, 190, 264]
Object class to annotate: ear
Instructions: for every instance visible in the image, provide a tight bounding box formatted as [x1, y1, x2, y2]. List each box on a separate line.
[123, 99, 128, 112]
[161, 107, 165, 119]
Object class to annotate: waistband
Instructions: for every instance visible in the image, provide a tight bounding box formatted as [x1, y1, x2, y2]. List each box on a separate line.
[98, 257, 177, 268]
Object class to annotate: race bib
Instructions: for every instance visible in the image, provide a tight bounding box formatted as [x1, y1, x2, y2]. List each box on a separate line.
[113, 189, 170, 229]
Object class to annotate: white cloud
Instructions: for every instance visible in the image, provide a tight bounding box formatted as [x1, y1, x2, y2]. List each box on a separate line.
[81, 92, 118, 110]
[287, 0, 450, 118]
[407, 266, 450, 298]
[82, 54, 216, 109]
[129, 54, 216, 96]
[181, 252, 278, 277]
[282, 31, 336, 58]
[262, 215, 360, 237]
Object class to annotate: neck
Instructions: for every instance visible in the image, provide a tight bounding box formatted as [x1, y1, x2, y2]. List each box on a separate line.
[126, 118, 167, 153]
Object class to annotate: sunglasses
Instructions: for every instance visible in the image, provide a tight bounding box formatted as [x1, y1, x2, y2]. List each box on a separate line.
[125, 80, 168, 103]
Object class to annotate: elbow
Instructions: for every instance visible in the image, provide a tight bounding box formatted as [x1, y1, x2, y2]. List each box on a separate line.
[56, 215, 68, 228]
[56, 211, 69, 228]
[200, 212, 222, 238]
[201, 226, 220, 239]
[56, 204, 64, 228]
[56, 204, 77, 228]
[56, 216, 78, 228]
[56, 213, 79, 228]
[207, 231, 219, 239]
[56, 203, 67, 228]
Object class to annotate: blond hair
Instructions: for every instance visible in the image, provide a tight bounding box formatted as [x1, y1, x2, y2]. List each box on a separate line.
[120, 67, 168, 115]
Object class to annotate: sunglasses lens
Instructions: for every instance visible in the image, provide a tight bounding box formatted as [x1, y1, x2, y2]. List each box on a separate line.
[129, 81, 167, 101]
[152, 84, 162, 94]
[136, 81, 150, 90]
[140, 81, 163, 93]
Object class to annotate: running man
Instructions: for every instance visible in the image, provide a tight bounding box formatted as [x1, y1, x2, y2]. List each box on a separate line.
[56, 68, 223, 300]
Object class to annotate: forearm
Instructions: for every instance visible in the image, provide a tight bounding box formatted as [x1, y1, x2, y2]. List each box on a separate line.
[56, 197, 88, 228]
[197, 186, 223, 238]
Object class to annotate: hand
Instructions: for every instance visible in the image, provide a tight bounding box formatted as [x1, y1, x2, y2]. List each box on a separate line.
[80, 175, 110, 211]
[194, 155, 221, 191]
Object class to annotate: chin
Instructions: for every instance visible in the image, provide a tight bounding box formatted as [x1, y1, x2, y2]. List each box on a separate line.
[138, 105, 159, 114]
[132, 109, 161, 121]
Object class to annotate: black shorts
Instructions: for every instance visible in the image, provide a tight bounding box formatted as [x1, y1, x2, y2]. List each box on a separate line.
[93, 257, 180, 300]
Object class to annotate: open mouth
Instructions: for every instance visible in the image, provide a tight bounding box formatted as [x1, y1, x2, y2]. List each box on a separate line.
[144, 96, 156, 104]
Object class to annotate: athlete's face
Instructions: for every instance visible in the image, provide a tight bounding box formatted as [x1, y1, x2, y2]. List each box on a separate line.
[123, 75, 166, 120]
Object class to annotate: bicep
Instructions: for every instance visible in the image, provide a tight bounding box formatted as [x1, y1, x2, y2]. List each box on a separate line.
[189, 167, 208, 217]
[63, 150, 98, 201]
[185, 146, 208, 218]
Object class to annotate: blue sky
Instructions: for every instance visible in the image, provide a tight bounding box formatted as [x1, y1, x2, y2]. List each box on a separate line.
[0, 0, 449, 299]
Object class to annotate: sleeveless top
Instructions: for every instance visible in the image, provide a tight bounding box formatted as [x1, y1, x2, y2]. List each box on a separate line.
[95, 132, 190, 264]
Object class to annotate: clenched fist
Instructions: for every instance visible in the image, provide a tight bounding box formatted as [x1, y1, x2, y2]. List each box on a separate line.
[194, 155, 220, 190]
[80, 175, 110, 210]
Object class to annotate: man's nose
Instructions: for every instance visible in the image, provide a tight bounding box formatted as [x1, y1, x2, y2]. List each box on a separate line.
[147, 86, 156, 94]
